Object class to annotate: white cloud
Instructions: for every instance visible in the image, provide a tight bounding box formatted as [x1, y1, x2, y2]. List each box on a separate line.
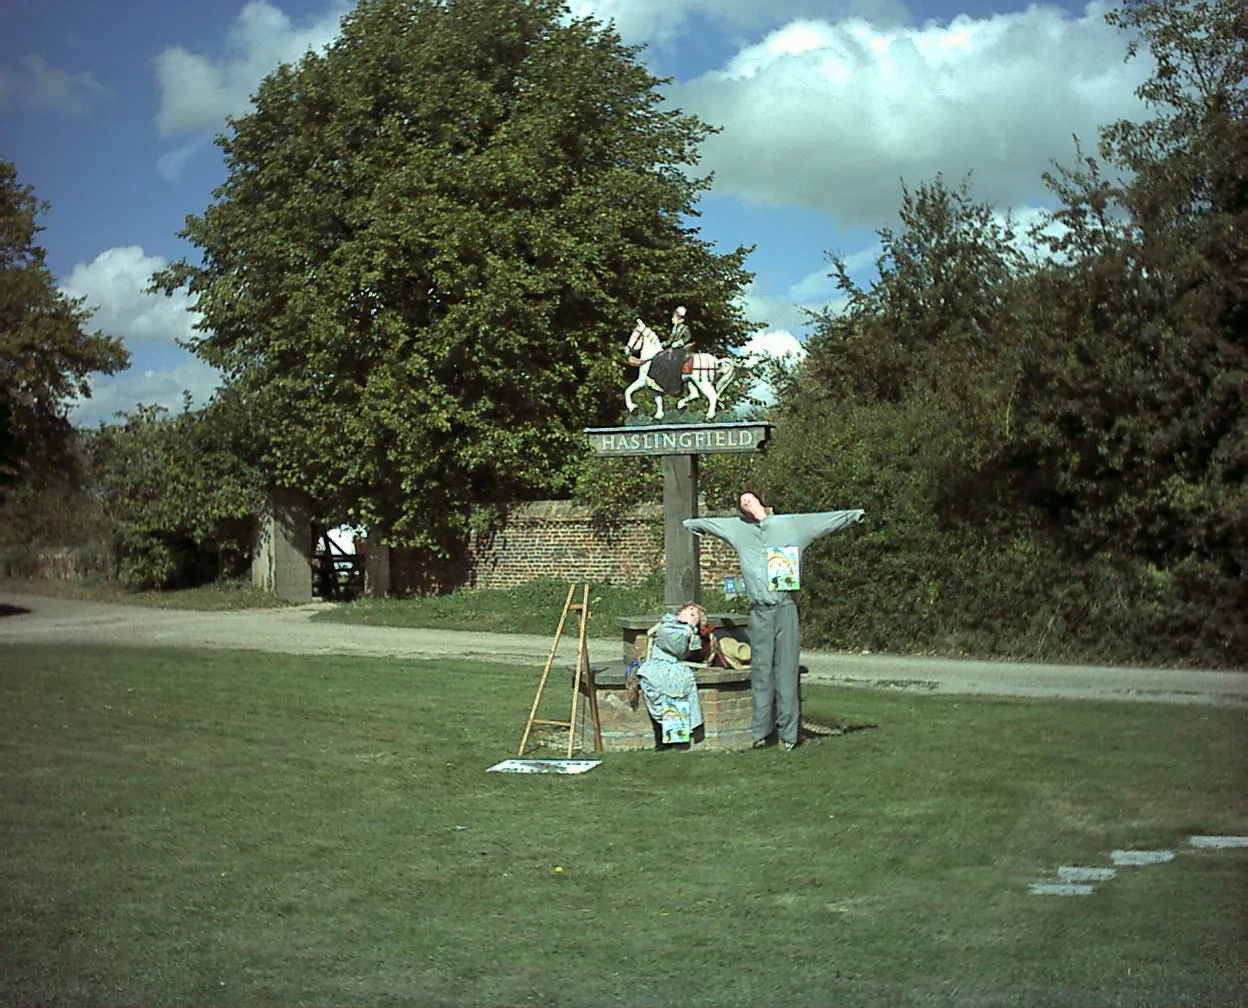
[59, 245, 222, 426]
[788, 263, 842, 304]
[738, 271, 855, 336]
[156, 136, 212, 182]
[69, 358, 224, 428]
[60, 246, 202, 347]
[0, 54, 105, 113]
[672, 2, 1151, 226]
[737, 327, 809, 405]
[744, 328, 806, 362]
[155, 0, 349, 135]
[567, 0, 909, 49]
[739, 283, 809, 335]
[1002, 203, 1074, 264]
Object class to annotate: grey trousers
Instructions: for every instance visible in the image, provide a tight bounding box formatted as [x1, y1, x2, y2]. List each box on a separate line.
[747, 598, 801, 744]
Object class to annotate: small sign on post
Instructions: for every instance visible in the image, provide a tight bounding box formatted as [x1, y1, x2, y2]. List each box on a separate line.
[585, 421, 771, 457]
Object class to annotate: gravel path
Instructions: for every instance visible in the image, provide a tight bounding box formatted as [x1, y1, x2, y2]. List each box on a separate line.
[2, 592, 1244, 707]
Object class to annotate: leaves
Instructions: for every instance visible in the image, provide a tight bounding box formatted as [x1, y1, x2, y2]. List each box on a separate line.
[86, 394, 265, 589]
[754, 0, 1244, 666]
[152, 0, 753, 549]
[0, 160, 129, 492]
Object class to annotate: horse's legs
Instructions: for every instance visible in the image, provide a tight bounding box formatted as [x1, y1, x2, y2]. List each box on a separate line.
[703, 377, 718, 419]
[624, 363, 651, 412]
[639, 375, 667, 419]
[678, 370, 718, 413]
[623, 377, 641, 412]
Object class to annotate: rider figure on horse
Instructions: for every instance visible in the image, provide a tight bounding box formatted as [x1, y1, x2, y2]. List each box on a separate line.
[667, 306, 694, 375]
[623, 307, 736, 421]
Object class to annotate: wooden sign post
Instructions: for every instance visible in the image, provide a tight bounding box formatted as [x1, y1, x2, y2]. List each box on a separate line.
[584, 421, 772, 608]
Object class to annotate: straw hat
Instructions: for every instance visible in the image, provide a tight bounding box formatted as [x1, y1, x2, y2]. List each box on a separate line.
[717, 637, 751, 669]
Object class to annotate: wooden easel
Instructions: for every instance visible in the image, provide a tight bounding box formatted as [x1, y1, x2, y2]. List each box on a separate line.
[518, 584, 603, 757]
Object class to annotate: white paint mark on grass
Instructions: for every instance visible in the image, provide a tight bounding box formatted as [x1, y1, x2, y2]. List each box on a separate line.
[1056, 866, 1117, 883]
[1111, 849, 1174, 866]
[1028, 838, 1242, 896]
[1189, 836, 1248, 849]
[1029, 882, 1096, 896]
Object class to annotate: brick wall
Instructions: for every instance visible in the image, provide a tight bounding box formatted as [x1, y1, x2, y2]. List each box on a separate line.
[466, 500, 663, 588]
[385, 500, 742, 593]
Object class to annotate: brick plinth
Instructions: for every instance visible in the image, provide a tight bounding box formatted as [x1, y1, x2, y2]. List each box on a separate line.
[575, 663, 754, 752]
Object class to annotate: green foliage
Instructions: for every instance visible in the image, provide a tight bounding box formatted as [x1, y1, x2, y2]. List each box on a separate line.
[818, 175, 1030, 416]
[569, 442, 762, 524]
[698, 451, 763, 511]
[153, 0, 753, 551]
[87, 395, 265, 590]
[570, 453, 662, 521]
[757, 182, 1046, 656]
[1007, 0, 1246, 659]
[759, 0, 1245, 667]
[0, 434, 109, 548]
[0, 160, 128, 494]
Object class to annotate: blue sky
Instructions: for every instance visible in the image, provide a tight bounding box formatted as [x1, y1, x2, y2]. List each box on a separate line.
[0, 0, 1152, 425]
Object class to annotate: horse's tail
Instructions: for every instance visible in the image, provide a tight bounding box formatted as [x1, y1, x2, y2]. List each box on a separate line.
[715, 357, 736, 398]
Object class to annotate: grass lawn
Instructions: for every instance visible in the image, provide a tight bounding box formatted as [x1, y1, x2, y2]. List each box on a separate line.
[309, 577, 746, 637]
[2, 645, 1244, 1007]
[0, 577, 290, 611]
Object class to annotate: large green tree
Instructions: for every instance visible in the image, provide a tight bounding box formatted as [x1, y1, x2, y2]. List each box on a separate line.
[1012, 0, 1246, 656]
[758, 179, 1041, 657]
[755, 0, 1244, 666]
[153, 0, 753, 548]
[0, 160, 128, 495]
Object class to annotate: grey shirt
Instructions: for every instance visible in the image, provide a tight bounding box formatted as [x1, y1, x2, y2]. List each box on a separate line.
[684, 510, 864, 605]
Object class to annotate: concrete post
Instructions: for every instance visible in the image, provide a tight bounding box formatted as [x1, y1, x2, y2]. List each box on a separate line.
[251, 488, 314, 602]
[661, 453, 700, 608]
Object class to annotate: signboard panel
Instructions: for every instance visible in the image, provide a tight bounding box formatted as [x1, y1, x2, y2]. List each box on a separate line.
[585, 422, 771, 456]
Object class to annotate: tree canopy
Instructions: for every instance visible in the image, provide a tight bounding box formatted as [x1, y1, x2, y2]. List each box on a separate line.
[87, 393, 265, 589]
[154, 0, 753, 548]
[0, 160, 128, 495]
[752, 0, 1245, 666]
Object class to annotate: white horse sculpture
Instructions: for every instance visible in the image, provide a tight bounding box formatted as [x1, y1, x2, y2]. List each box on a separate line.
[624, 318, 736, 420]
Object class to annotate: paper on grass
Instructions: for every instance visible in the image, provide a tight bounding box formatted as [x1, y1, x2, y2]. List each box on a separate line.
[487, 759, 601, 774]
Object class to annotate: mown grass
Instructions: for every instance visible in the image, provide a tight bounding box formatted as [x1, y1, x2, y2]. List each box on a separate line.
[0, 576, 290, 610]
[2, 645, 1244, 1007]
[311, 576, 747, 637]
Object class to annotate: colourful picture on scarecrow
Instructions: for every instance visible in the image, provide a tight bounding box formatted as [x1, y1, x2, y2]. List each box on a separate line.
[659, 699, 692, 744]
[767, 545, 801, 591]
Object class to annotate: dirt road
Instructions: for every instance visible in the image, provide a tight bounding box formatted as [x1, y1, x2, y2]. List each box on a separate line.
[1, 591, 1244, 707]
